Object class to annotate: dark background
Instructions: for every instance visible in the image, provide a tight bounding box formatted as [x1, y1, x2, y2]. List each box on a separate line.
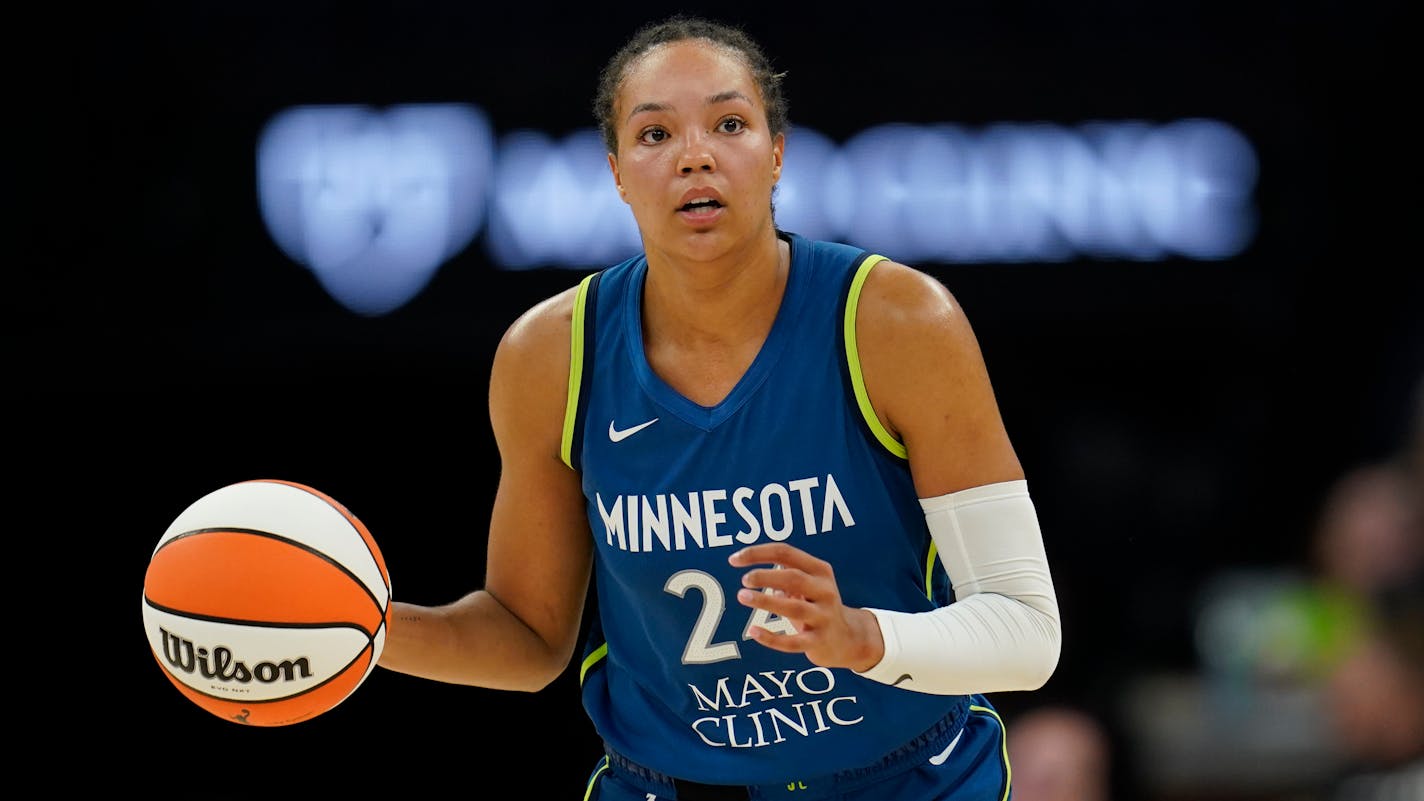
[15, 1, 1419, 795]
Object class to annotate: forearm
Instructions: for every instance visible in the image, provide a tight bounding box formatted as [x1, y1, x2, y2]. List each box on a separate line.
[378, 591, 571, 692]
[856, 480, 1061, 694]
[859, 593, 1059, 694]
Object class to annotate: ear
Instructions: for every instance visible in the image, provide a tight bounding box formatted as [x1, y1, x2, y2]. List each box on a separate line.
[771, 132, 785, 182]
[608, 153, 628, 202]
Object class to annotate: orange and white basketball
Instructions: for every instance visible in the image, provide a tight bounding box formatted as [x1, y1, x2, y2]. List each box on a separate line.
[141, 479, 390, 726]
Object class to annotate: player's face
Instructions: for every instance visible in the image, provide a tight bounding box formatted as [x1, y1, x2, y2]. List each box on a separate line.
[608, 40, 784, 261]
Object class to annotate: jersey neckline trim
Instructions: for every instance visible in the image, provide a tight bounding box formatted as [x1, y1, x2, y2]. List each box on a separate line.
[623, 230, 807, 431]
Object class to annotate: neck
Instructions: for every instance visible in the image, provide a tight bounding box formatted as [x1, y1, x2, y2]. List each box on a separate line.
[643, 230, 789, 348]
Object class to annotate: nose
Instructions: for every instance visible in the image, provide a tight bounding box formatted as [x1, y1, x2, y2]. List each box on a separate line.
[677, 130, 715, 174]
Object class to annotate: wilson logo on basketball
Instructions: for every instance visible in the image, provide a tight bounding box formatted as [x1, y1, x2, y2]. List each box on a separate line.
[158, 627, 315, 684]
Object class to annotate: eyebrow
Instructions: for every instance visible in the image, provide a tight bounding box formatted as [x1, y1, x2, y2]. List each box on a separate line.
[625, 90, 754, 123]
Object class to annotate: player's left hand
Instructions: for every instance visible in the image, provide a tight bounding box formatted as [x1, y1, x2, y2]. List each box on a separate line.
[729, 542, 885, 672]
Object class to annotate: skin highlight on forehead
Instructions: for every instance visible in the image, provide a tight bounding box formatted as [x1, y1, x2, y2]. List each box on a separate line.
[616, 41, 761, 128]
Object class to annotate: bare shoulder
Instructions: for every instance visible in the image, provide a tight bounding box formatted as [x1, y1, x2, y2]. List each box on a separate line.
[855, 258, 972, 357]
[496, 284, 580, 367]
[489, 284, 583, 452]
[854, 259, 1022, 494]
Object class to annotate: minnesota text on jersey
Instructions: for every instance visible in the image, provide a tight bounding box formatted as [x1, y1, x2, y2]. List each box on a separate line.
[594, 473, 855, 552]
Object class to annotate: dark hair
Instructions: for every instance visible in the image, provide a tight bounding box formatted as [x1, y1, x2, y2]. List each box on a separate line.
[593, 15, 789, 155]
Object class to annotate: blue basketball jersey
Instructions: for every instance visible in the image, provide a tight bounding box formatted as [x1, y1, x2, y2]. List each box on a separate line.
[561, 231, 966, 785]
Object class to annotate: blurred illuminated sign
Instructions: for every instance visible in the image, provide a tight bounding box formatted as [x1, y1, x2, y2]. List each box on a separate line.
[258, 104, 1257, 316]
[257, 104, 493, 316]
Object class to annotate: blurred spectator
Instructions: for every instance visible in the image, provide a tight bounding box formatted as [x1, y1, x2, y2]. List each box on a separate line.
[1188, 458, 1421, 696]
[1314, 379, 1424, 800]
[1148, 396, 1424, 800]
[1223, 453, 1421, 688]
[1309, 462, 1422, 603]
[1007, 704, 1112, 801]
[1319, 591, 1424, 801]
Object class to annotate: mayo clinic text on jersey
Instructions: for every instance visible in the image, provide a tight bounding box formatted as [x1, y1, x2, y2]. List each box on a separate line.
[688, 666, 864, 748]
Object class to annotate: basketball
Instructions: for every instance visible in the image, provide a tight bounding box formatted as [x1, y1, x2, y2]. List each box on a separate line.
[141, 479, 391, 727]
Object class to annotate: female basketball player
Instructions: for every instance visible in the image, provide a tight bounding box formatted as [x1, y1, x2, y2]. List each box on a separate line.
[378, 15, 1062, 800]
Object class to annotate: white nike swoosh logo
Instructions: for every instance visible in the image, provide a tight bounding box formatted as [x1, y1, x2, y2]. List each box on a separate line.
[608, 417, 659, 442]
[928, 730, 964, 766]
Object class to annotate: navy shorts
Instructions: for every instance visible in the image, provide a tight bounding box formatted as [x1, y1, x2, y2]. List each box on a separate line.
[583, 697, 1011, 801]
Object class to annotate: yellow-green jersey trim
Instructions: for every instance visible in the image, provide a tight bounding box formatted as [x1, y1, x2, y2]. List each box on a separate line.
[561, 273, 597, 469]
[843, 254, 908, 459]
[582, 756, 610, 801]
[924, 542, 941, 601]
[970, 703, 1013, 801]
[580, 641, 608, 686]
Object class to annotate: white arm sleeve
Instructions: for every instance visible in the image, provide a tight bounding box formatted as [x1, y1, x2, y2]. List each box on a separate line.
[854, 479, 1061, 695]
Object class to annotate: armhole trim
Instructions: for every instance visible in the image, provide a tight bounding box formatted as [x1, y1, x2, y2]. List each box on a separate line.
[579, 641, 609, 685]
[924, 541, 941, 601]
[843, 254, 908, 460]
[561, 272, 599, 469]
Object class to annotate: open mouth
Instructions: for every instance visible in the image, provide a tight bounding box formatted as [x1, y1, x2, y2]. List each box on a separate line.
[679, 198, 722, 212]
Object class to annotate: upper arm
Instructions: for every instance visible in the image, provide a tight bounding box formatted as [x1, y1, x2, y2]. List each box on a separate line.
[854, 260, 1024, 498]
[483, 286, 594, 663]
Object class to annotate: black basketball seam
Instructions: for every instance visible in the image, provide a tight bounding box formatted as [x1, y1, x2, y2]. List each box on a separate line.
[153, 527, 386, 612]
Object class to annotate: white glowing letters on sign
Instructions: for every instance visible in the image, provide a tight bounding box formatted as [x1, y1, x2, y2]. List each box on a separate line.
[256, 104, 1257, 316]
[777, 121, 1258, 263]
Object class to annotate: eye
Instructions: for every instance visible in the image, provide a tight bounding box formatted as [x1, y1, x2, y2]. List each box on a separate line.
[637, 127, 669, 145]
[716, 117, 746, 134]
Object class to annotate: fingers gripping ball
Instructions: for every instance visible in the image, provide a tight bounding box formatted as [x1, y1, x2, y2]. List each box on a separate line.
[141, 479, 391, 726]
